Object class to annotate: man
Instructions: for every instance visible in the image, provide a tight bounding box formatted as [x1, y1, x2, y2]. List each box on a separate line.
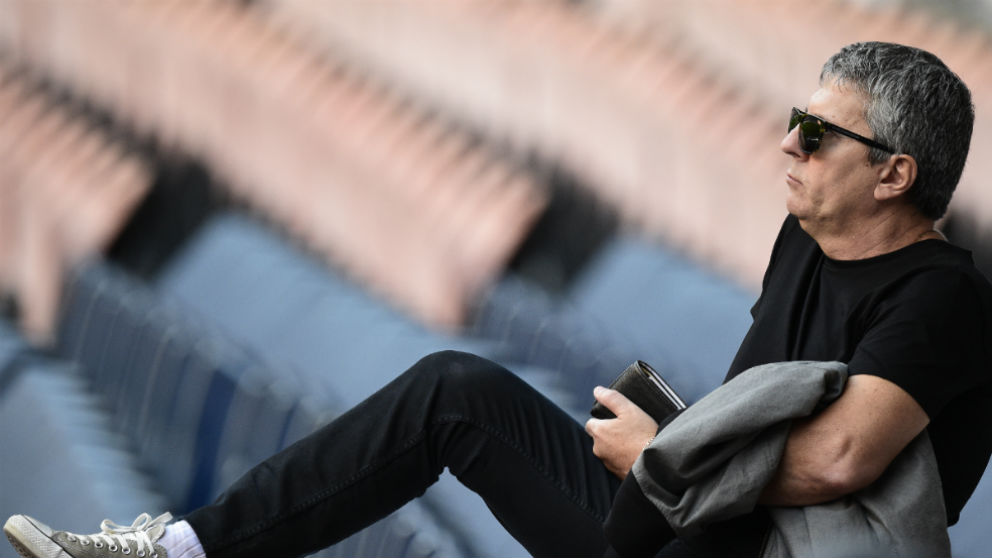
[6, 41, 992, 558]
[588, 41, 990, 555]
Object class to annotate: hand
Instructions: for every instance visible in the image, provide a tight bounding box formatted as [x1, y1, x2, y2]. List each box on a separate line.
[585, 386, 659, 479]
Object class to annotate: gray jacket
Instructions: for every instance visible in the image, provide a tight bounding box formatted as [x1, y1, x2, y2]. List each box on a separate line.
[632, 361, 950, 557]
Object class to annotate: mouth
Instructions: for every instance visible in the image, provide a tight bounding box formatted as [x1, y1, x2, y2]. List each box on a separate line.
[785, 172, 802, 187]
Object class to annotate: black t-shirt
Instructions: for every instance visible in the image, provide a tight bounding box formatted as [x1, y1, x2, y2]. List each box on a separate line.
[727, 214, 992, 525]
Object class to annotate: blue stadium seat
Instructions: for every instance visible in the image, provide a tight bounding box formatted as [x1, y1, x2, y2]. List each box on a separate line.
[471, 275, 643, 405]
[156, 212, 528, 556]
[156, 213, 498, 402]
[0, 358, 169, 558]
[54, 260, 460, 557]
[0, 319, 29, 393]
[567, 235, 757, 403]
[949, 460, 992, 556]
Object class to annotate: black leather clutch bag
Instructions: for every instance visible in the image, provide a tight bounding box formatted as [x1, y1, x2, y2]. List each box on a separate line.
[590, 360, 687, 423]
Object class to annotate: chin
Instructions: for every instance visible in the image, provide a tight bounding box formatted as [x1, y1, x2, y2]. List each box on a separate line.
[785, 197, 807, 220]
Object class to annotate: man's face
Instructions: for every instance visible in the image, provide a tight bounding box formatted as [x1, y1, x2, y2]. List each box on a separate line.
[781, 79, 884, 236]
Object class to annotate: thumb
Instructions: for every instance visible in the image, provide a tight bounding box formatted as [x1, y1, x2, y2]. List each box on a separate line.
[594, 386, 635, 416]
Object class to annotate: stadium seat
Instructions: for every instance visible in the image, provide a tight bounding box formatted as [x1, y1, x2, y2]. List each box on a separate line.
[155, 212, 500, 405]
[470, 274, 639, 407]
[949, 460, 992, 556]
[568, 235, 757, 403]
[0, 355, 169, 558]
[156, 213, 544, 555]
[54, 260, 461, 557]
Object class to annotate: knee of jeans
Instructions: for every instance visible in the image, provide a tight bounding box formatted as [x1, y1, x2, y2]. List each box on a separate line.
[412, 350, 515, 396]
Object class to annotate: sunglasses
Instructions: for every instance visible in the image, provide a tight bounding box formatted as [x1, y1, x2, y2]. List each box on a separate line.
[789, 107, 895, 155]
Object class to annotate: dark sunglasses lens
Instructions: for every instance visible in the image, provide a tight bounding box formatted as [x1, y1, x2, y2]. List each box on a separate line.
[788, 109, 802, 131]
[799, 118, 822, 153]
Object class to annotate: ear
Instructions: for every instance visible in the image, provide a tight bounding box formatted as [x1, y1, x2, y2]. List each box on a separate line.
[874, 154, 918, 202]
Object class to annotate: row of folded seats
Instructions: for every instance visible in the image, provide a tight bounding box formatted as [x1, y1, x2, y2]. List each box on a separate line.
[2, 262, 456, 557]
[0, 322, 171, 554]
[1, 209, 988, 556]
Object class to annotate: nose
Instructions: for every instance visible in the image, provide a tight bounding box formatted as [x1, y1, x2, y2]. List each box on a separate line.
[781, 126, 807, 159]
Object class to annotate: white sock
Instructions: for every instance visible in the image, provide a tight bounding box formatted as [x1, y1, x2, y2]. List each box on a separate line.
[158, 520, 206, 558]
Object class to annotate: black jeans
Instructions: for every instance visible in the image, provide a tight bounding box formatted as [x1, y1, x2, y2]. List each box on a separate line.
[185, 351, 624, 557]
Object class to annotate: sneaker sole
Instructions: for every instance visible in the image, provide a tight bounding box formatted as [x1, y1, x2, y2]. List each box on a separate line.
[3, 516, 63, 558]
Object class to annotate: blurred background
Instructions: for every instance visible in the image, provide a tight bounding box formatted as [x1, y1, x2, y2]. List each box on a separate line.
[0, 0, 990, 556]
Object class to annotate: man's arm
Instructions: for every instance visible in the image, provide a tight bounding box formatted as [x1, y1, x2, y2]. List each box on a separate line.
[587, 373, 930, 504]
[758, 374, 929, 506]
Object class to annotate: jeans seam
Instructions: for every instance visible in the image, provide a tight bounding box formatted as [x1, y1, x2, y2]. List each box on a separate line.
[208, 413, 604, 552]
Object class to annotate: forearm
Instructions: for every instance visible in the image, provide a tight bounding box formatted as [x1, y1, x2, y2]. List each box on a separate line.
[758, 456, 857, 507]
[756, 415, 858, 506]
[759, 375, 929, 507]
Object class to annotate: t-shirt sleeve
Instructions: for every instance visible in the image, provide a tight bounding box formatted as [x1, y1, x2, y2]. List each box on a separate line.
[848, 270, 990, 418]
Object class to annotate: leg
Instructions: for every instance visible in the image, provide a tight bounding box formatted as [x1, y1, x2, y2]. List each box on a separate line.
[184, 351, 620, 557]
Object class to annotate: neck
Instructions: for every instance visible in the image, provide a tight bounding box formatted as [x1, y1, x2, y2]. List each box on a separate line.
[804, 211, 941, 261]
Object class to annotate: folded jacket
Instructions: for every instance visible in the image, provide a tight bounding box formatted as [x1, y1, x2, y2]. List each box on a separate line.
[629, 360, 949, 557]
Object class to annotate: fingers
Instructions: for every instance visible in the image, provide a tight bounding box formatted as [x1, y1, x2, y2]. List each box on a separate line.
[584, 415, 610, 447]
[593, 386, 634, 417]
[584, 418, 613, 470]
[585, 387, 621, 438]
[586, 386, 640, 437]
[584, 416, 600, 437]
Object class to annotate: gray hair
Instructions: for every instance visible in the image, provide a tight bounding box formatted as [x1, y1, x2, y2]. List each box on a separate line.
[820, 42, 974, 220]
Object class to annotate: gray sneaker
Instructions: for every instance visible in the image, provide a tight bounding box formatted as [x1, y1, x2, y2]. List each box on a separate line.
[4, 512, 172, 558]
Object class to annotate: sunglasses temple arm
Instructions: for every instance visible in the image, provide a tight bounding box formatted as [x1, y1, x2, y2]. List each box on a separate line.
[827, 123, 894, 153]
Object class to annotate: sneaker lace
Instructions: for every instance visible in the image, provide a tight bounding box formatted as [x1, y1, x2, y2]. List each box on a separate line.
[77, 513, 172, 556]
